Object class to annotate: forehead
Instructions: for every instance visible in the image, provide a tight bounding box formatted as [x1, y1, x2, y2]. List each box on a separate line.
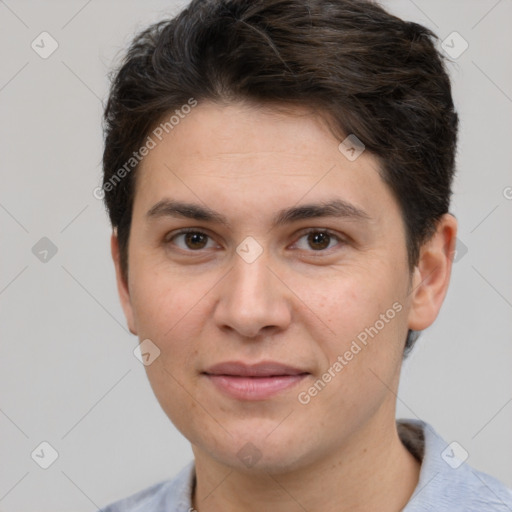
[132, 101, 399, 226]
[143, 101, 359, 168]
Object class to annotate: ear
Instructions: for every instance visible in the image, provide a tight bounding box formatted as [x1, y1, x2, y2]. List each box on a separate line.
[407, 214, 458, 332]
[111, 231, 138, 335]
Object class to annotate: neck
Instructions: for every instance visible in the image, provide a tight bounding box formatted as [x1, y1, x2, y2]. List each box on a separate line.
[191, 418, 421, 512]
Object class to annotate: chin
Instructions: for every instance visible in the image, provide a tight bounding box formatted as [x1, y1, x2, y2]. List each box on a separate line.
[196, 425, 316, 475]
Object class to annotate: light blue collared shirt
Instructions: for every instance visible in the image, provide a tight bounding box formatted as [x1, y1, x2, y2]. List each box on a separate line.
[100, 419, 512, 511]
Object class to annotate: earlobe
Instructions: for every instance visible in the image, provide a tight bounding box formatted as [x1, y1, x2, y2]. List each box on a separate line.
[407, 214, 458, 332]
[111, 232, 138, 335]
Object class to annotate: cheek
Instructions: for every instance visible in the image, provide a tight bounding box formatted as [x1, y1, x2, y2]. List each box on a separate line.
[295, 265, 404, 340]
[128, 269, 207, 434]
[129, 260, 209, 338]
[296, 266, 408, 391]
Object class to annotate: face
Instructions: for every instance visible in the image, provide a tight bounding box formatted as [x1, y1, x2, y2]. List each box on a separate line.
[112, 101, 452, 474]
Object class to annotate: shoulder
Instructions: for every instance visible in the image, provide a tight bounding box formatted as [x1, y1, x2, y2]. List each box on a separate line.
[400, 419, 512, 512]
[101, 480, 173, 512]
[100, 461, 195, 512]
[418, 464, 512, 512]
[463, 466, 512, 511]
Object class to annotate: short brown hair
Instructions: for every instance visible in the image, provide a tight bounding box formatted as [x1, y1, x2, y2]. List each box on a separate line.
[102, 0, 459, 354]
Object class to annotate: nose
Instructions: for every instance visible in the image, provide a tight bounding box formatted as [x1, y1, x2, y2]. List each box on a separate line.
[212, 248, 292, 339]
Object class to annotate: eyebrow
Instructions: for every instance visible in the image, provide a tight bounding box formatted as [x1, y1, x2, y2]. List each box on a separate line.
[146, 198, 371, 229]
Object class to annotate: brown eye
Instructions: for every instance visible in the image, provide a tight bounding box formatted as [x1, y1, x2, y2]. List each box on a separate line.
[168, 230, 215, 251]
[184, 232, 208, 250]
[307, 231, 331, 250]
[293, 229, 343, 252]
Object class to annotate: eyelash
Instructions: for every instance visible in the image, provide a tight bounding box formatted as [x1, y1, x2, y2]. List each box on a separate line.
[165, 228, 346, 255]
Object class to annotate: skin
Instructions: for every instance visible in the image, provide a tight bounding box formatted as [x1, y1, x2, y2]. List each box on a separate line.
[111, 101, 457, 512]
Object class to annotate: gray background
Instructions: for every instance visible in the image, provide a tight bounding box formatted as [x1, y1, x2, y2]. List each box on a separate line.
[0, 0, 511, 510]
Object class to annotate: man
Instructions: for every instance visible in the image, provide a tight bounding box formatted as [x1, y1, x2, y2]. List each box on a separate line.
[99, 0, 512, 510]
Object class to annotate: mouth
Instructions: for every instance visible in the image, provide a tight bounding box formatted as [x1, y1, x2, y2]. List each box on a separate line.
[202, 361, 310, 401]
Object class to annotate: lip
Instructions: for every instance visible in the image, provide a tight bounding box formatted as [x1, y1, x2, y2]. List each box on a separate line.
[204, 361, 308, 377]
[202, 361, 310, 401]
